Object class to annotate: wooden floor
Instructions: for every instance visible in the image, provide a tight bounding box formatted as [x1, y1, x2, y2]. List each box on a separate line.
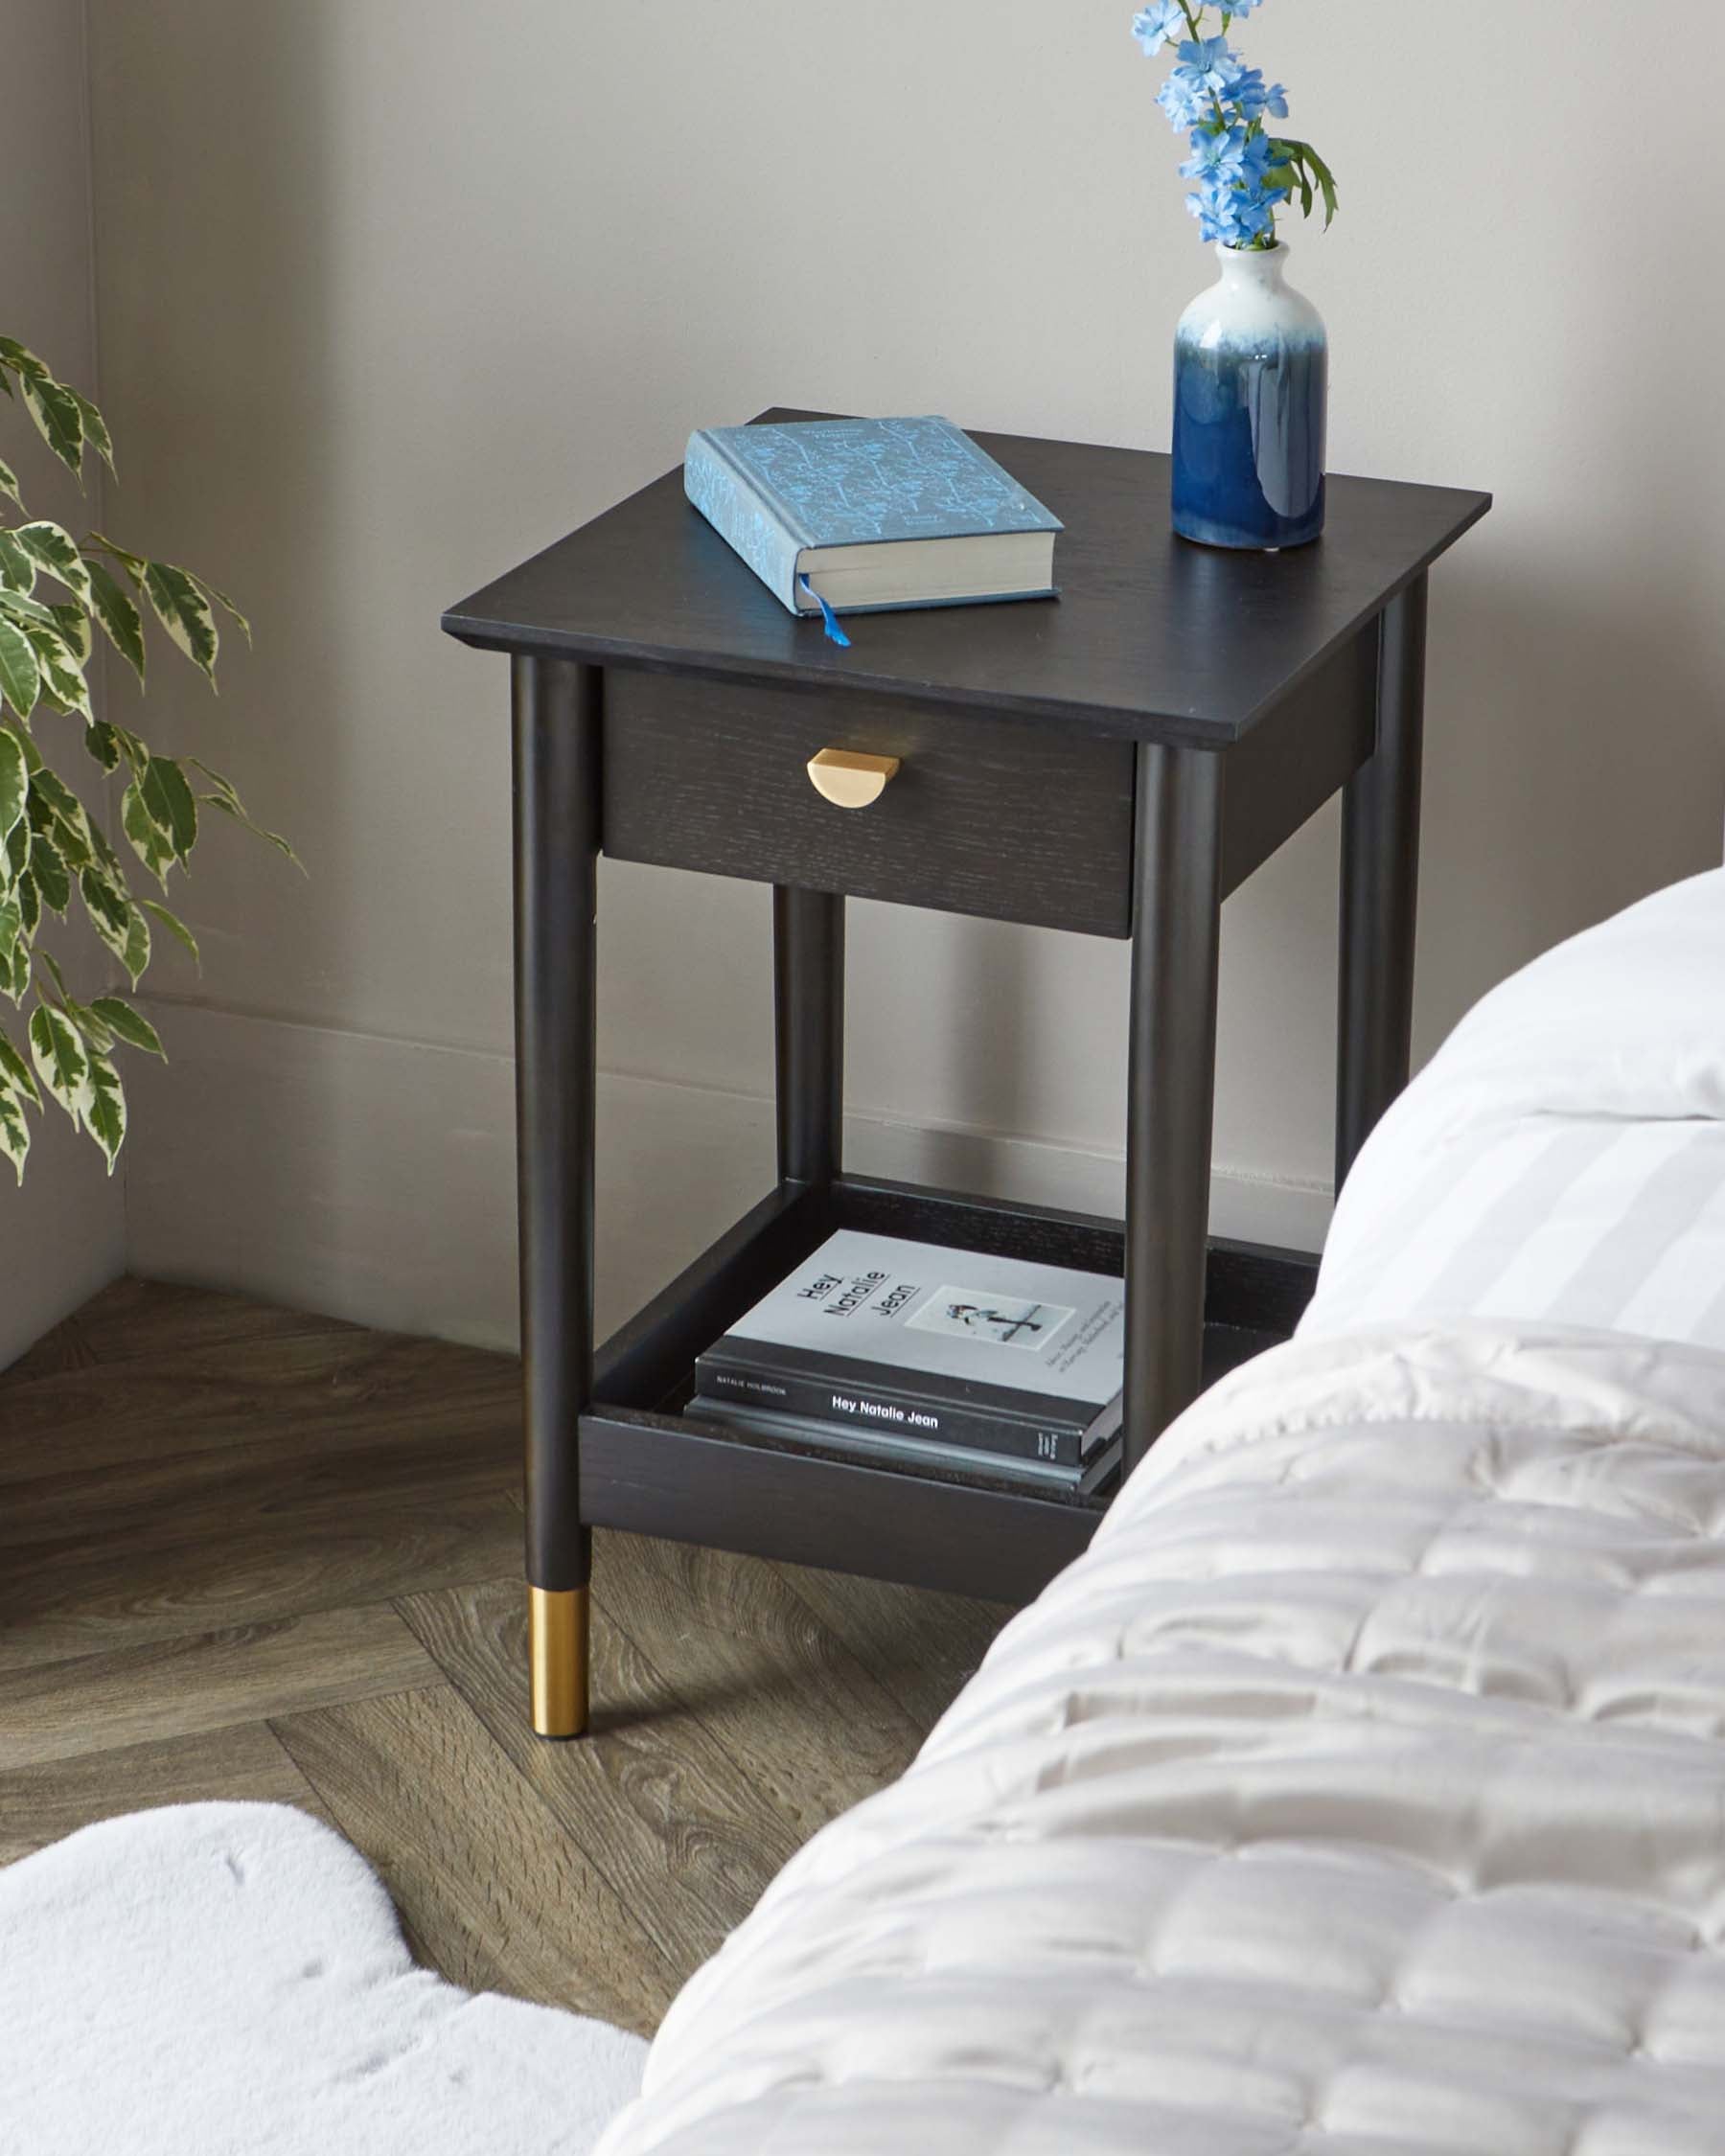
[0, 1278, 1009, 2035]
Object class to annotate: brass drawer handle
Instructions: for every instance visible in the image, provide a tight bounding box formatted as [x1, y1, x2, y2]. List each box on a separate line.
[807, 747, 901, 810]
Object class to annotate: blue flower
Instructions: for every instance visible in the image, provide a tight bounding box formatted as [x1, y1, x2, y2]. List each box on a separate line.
[1130, 1, 1329, 251]
[1131, 2, 1187, 57]
[1230, 67, 1289, 123]
[1175, 35, 1240, 97]
[1179, 125, 1250, 185]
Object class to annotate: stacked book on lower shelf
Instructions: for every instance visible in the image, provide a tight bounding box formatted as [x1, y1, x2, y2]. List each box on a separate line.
[689, 1228, 1124, 1500]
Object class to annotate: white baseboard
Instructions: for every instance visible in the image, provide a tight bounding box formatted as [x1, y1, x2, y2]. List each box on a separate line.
[125, 1003, 1331, 1353]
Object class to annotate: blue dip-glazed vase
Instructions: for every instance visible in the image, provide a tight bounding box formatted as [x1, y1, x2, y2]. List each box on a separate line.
[1171, 241, 1327, 550]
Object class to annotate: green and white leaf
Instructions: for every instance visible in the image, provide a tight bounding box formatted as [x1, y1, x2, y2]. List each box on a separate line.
[189, 571, 251, 646]
[87, 532, 146, 585]
[14, 521, 91, 604]
[0, 585, 64, 631]
[192, 759, 301, 867]
[84, 719, 123, 772]
[83, 1047, 125, 1169]
[141, 896, 198, 966]
[48, 600, 92, 663]
[0, 455, 22, 512]
[0, 908, 28, 1002]
[70, 388, 114, 475]
[0, 1019, 41, 1106]
[0, 1075, 27, 1181]
[30, 828, 69, 915]
[28, 999, 90, 1127]
[122, 778, 175, 886]
[90, 995, 164, 1059]
[0, 614, 39, 717]
[79, 866, 139, 978]
[142, 560, 218, 679]
[0, 727, 26, 843]
[0, 337, 49, 383]
[121, 903, 150, 982]
[0, 530, 34, 591]
[140, 755, 197, 860]
[85, 559, 146, 684]
[24, 621, 91, 718]
[19, 371, 83, 478]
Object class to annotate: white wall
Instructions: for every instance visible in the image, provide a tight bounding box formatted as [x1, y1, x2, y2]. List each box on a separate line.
[0, 0, 126, 1369]
[84, 0, 1725, 1349]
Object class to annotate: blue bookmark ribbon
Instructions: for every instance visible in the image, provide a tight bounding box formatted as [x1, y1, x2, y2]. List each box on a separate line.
[798, 573, 851, 649]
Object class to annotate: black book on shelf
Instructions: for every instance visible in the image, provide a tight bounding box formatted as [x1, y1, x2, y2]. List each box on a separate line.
[693, 1228, 1125, 1471]
[689, 1394, 1125, 1500]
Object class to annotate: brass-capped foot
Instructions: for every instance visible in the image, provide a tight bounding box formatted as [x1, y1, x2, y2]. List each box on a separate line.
[528, 1584, 588, 1738]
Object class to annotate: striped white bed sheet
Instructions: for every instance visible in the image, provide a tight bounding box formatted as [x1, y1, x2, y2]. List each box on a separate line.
[1304, 865, 1725, 1349]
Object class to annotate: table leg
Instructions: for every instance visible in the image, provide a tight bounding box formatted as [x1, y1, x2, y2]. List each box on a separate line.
[512, 654, 600, 1738]
[773, 887, 844, 1187]
[1336, 572, 1428, 1195]
[1123, 743, 1225, 1474]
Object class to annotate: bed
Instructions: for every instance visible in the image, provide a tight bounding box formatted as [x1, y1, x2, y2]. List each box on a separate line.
[598, 867, 1725, 2156]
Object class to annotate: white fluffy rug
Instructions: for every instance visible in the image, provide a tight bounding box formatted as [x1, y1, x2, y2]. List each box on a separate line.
[0, 1801, 647, 2155]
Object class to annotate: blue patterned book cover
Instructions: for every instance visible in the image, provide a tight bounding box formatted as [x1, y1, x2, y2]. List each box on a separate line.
[684, 416, 1062, 620]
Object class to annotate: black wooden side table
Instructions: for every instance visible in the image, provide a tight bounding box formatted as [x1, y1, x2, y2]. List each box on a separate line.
[444, 412, 1488, 1736]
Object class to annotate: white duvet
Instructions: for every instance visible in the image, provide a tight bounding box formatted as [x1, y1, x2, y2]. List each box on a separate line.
[600, 868, 1725, 2155]
[601, 1321, 1725, 2155]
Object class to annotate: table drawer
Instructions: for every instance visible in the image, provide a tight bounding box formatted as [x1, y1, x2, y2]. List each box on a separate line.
[601, 671, 1134, 936]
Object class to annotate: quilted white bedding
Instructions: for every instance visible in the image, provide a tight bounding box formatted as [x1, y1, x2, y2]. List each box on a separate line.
[602, 1322, 1725, 2155]
[599, 869, 1725, 2156]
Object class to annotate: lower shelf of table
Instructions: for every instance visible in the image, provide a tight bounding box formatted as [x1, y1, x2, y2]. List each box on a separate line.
[578, 1172, 1317, 1605]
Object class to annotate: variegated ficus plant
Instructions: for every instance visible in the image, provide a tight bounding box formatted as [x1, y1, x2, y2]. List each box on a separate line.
[0, 336, 291, 1182]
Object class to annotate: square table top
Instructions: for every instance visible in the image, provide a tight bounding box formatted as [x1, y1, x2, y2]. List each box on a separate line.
[443, 410, 1489, 747]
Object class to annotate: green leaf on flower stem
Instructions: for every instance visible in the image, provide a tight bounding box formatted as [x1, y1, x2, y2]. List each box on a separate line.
[123, 779, 174, 887]
[142, 561, 218, 680]
[83, 1047, 126, 1169]
[29, 999, 89, 1127]
[14, 522, 91, 605]
[140, 896, 198, 968]
[85, 560, 146, 685]
[140, 756, 197, 861]
[19, 373, 84, 480]
[0, 531, 34, 592]
[0, 1019, 39, 1105]
[70, 389, 114, 477]
[0, 728, 26, 842]
[0, 616, 39, 717]
[0, 456, 22, 512]
[90, 995, 164, 1059]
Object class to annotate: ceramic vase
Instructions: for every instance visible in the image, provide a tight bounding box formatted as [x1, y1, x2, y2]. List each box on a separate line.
[1171, 241, 1326, 550]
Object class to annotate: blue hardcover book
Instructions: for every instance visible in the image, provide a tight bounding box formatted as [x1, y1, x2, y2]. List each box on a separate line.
[683, 416, 1062, 623]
